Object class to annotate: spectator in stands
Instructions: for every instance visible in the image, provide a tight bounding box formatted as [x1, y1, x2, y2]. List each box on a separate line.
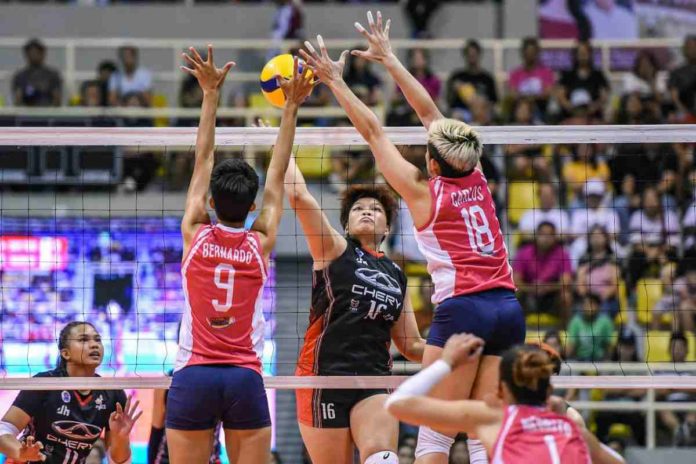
[562, 145, 610, 208]
[556, 40, 609, 120]
[404, 48, 440, 101]
[668, 35, 696, 122]
[109, 45, 153, 106]
[657, 333, 696, 446]
[397, 442, 415, 464]
[651, 261, 679, 329]
[612, 174, 640, 245]
[626, 231, 674, 295]
[507, 37, 555, 117]
[445, 39, 498, 121]
[404, 0, 441, 37]
[569, 179, 619, 264]
[505, 98, 550, 181]
[623, 50, 667, 107]
[344, 51, 381, 106]
[513, 221, 573, 323]
[518, 182, 571, 243]
[97, 60, 117, 107]
[175, 74, 204, 127]
[575, 225, 620, 318]
[448, 439, 469, 464]
[595, 329, 647, 445]
[566, 294, 614, 361]
[80, 80, 103, 107]
[543, 330, 565, 359]
[12, 39, 62, 107]
[271, 0, 303, 41]
[629, 186, 680, 249]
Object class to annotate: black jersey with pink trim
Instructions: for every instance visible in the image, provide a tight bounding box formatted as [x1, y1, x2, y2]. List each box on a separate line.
[11, 368, 126, 464]
[296, 238, 407, 376]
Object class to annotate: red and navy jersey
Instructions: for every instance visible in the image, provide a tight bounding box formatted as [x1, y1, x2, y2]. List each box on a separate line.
[414, 170, 515, 304]
[491, 405, 591, 464]
[297, 239, 407, 376]
[176, 224, 267, 374]
[10, 368, 127, 464]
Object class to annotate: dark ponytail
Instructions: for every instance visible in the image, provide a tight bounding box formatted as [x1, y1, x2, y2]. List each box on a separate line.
[57, 321, 97, 370]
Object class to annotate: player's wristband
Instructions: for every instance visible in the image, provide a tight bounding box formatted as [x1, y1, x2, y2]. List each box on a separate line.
[0, 421, 20, 437]
[385, 359, 452, 408]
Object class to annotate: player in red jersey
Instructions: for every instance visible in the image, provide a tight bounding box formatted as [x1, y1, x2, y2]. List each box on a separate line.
[300, 12, 523, 464]
[165, 46, 315, 464]
[386, 334, 625, 464]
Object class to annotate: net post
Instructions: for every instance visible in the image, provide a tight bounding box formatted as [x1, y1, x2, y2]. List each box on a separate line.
[646, 388, 656, 449]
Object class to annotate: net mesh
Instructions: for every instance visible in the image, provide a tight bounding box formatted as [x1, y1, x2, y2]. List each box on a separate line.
[1, 125, 696, 453]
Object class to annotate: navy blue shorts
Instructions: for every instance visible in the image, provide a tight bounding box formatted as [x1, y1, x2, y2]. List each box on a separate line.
[166, 365, 271, 431]
[427, 289, 526, 356]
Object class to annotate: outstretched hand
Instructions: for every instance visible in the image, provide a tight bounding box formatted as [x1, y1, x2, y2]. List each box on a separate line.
[353, 10, 393, 64]
[441, 333, 484, 369]
[108, 395, 143, 439]
[278, 56, 317, 106]
[300, 36, 349, 87]
[181, 44, 235, 92]
[18, 436, 45, 462]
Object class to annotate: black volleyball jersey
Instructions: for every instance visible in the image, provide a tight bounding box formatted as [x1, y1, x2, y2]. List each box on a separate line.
[11, 368, 127, 464]
[297, 239, 407, 376]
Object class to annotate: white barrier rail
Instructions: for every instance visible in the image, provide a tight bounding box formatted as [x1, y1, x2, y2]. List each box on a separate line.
[0, 124, 694, 147]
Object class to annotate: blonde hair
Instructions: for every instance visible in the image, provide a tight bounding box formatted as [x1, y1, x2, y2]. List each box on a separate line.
[427, 119, 482, 173]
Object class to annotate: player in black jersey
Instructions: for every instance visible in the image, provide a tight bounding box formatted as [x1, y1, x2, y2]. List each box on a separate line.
[0, 321, 141, 464]
[285, 159, 425, 464]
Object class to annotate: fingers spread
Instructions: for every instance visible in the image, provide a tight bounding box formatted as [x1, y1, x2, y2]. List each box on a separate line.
[293, 56, 299, 79]
[385, 19, 391, 37]
[376, 10, 383, 30]
[354, 22, 368, 36]
[303, 41, 317, 56]
[189, 47, 204, 64]
[207, 44, 213, 63]
[317, 35, 328, 59]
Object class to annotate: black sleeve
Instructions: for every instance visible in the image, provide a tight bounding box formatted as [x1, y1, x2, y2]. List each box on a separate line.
[148, 426, 165, 464]
[12, 390, 46, 418]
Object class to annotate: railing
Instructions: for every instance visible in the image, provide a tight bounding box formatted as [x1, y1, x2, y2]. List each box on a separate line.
[393, 361, 696, 449]
[0, 37, 684, 107]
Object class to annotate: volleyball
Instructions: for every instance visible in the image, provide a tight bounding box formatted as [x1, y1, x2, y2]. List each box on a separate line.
[259, 54, 312, 108]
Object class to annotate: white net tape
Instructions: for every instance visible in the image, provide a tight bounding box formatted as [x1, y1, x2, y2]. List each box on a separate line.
[2, 123, 696, 394]
[0, 124, 694, 147]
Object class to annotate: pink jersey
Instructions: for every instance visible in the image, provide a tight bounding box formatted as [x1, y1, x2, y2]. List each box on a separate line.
[414, 170, 515, 303]
[175, 224, 267, 374]
[492, 405, 591, 464]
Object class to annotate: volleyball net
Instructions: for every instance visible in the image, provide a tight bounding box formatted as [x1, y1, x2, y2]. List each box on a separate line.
[1, 124, 696, 449]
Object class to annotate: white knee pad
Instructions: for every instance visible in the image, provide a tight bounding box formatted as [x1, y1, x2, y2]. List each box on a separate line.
[364, 451, 398, 464]
[415, 426, 455, 459]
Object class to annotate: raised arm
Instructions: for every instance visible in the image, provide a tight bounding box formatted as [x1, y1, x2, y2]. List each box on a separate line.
[300, 37, 430, 210]
[284, 156, 347, 269]
[386, 334, 500, 433]
[105, 395, 142, 464]
[353, 11, 443, 129]
[180, 45, 235, 256]
[390, 291, 425, 362]
[252, 59, 316, 259]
